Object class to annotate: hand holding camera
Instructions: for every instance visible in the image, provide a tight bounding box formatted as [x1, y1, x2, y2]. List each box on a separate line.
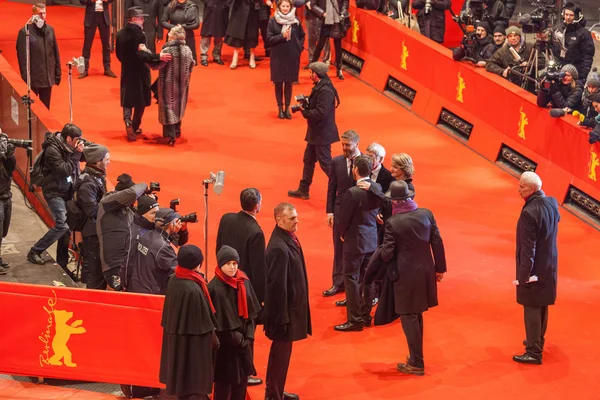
[75, 139, 85, 153]
[290, 94, 309, 113]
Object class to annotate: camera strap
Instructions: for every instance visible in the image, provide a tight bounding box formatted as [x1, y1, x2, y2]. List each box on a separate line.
[331, 84, 341, 108]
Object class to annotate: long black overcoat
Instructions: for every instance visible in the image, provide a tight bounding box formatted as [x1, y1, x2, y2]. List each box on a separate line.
[266, 17, 305, 83]
[201, 0, 230, 37]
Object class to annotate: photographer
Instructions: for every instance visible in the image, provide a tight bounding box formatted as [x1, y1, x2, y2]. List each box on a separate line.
[485, 26, 533, 86]
[288, 62, 340, 200]
[492, 26, 506, 51]
[536, 64, 583, 113]
[0, 130, 17, 275]
[552, 2, 595, 83]
[452, 22, 496, 67]
[16, 4, 61, 110]
[578, 73, 600, 128]
[412, 0, 452, 44]
[27, 124, 85, 269]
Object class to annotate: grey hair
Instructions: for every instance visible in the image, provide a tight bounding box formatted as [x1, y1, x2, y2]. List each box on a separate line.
[366, 142, 386, 162]
[169, 25, 186, 42]
[274, 202, 295, 220]
[520, 171, 542, 190]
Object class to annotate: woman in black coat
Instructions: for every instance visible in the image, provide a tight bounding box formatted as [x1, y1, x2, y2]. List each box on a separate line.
[412, 0, 451, 44]
[225, 0, 261, 69]
[307, 0, 349, 80]
[267, 0, 306, 119]
[161, 0, 200, 62]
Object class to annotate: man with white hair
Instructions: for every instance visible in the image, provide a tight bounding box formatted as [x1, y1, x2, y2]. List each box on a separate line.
[513, 171, 560, 365]
[366, 143, 394, 194]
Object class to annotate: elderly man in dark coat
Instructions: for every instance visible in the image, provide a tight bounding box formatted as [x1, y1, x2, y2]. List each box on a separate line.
[125, 0, 164, 53]
[513, 171, 560, 365]
[412, 0, 451, 44]
[380, 180, 446, 376]
[264, 203, 311, 400]
[116, 7, 170, 141]
[199, 0, 229, 66]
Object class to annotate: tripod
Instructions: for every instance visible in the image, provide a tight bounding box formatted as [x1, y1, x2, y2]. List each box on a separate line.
[516, 38, 556, 92]
[22, 21, 35, 191]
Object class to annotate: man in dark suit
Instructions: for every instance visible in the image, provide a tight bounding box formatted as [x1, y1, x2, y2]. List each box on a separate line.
[323, 129, 361, 297]
[79, 0, 117, 78]
[335, 155, 382, 331]
[366, 142, 394, 193]
[381, 180, 446, 376]
[264, 203, 311, 400]
[125, 0, 164, 53]
[513, 171, 560, 365]
[288, 62, 340, 200]
[216, 187, 266, 386]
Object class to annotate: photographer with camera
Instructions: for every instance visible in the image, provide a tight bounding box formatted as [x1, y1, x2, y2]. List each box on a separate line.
[578, 72, 600, 128]
[485, 26, 533, 86]
[16, 3, 61, 110]
[452, 22, 496, 67]
[27, 124, 85, 269]
[536, 64, 583, 113]
[0, 130, 17, 275]
[413, 0, 452, 44]
[552, 2, 595, 83]
[288, 62, 340, 200]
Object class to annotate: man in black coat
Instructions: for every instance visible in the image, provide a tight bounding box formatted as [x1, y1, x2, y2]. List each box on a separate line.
[16, 4, 61, 110]
[335, 155, 382, 331]
[513, 171, 560, 365]
[264, 203, 311, 400]
[79, 0, 117, 78]
[125, 0, 164, 53]
[288, 62, 340, 200]
[216, 187, 266, 386]
[0, 130, 17, 275]
[323, 129, 361, 297]
[381, 180, 446, 376]
[116, 7, 169, 141]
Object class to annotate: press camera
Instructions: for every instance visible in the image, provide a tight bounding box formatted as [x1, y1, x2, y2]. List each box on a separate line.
[169, 199, 198, 223]
[290, 95, 310, 113]
[518, 0, 556, 34]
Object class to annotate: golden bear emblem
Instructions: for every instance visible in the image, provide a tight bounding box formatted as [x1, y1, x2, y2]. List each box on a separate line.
[48, 310, 86, 367]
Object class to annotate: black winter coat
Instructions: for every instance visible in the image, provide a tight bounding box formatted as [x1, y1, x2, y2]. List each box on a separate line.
[264, 226, 312, 342]
[380, 208, 446, 315]
[553, 19, 596, 81]
[486, 41, 534, 85]
[81, 0, 113, 26]
[16, 24, 61, 89]
[75, 167, 106, 238]
[536, 80, 583, 111]
[201, 0, 230, 37]
[0, 151, 16, 201]
[579, 89, 599, 128]
[267, 17, 305, 83]
[127, 228, 176, 295]
[226, 0, 260, 44]
[311, 0, 349, 39]
[40, 132, 83, 200]
[125, 0, 164, 50]
[413, 0, 451, 44]
[301, 76, 340, 145]
[516, 190, 560, 307]
[162, 1, 200, 39]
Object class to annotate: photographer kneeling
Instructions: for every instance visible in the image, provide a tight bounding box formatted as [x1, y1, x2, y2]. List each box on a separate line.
[452, 22, 496, 68]
[537, 64, 583, 113]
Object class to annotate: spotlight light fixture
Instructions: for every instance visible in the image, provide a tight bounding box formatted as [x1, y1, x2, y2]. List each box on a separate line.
[438, 109, 473, 139]
[498, 146, 537, 173]
[567, 186, 600, 220]
[384, 76, 417, 105]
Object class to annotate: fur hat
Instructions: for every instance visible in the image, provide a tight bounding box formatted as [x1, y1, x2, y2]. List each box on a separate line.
[115, 174, 135, 191]
[83, 143, 109, 164]
[177, 245, 204, 270]
[560, 64, 579, 80]
[309, 62, 329, 78]
[217, 245, 240, 268]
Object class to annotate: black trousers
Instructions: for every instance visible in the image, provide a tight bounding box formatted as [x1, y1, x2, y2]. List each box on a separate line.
[524, 305, 548, 359]
[331, 218, 344, 289]
[123, 106, 146, 131]
[274, 81, 293, 107]
[265, 340, 293, 400]
[178, 395, 209, 400]
[313, 25, 342, 67]
[213, 380, 248, 400]
[0, 198, 12, 263]
[400, 313, 424, 368]
[32, 87, 52, 109]
[299, 143, 332, 192]
[83, 235, 105, 290]
[343, 251, 374, 324]
[82, 12, 111, 71]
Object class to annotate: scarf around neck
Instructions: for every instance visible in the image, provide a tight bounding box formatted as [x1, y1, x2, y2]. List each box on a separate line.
[275, 8, 299, 39]
[392, 199, 418, 215]
[175, 266, 216, 313]
[215, 267, 250, 319]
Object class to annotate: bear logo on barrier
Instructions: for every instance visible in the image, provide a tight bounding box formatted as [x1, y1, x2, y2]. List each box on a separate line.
[47, 310, 86, 367]
[401, 40, 409, 70]
[518, 105, 528, 140]
[589, 147, 599, 182]
[352, 18, 359, 44]
[456, 72, 466, 103]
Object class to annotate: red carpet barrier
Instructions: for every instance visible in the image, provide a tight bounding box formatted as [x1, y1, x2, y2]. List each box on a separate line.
[342, 7, 600, 224]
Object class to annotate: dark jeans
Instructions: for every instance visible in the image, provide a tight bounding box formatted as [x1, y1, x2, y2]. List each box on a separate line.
[343, 251, 374, 324]
[32, 196, 71, 267]
[32, 87, 52, 109]
[0, 198, 12, 260]
[265, 340, 293, 400]
[123, 106, 146, 131]
[524, 305, 548, 359]
[313, 25, 342, 68]
[82, 12, 111, 71]
[400, 313, 424, 368]
[213, 380, 248, 400]
[274, 82, 293, 107]
[83, 235, 105, 290]
[299, 143, 332, 192]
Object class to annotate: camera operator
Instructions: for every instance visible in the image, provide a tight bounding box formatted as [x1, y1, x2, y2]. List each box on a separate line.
[413, 0, 452, 44]
[552, 2, 595, 83]
[288, 62, 340, 200]
[27, 124, 85, 269]
[485, 26, 533, 86]
[452, 22, 496, 67]
[74, 144, 110, 287]
[536, 64, 583, 112]
[492, 26, 506, 51]
[0, 130, 17, 275]
[578, 73, 600, 128]
[16, 3, 61, 110]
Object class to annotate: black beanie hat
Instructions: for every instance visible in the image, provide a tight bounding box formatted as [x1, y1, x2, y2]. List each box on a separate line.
[137, 195, 159, 216]
[476, 21, 491, 34]
[493, 26, 506, 35]
[115, 173, 135, 191]
[178, 245, 204, 269]
[217, 245, 240, 268]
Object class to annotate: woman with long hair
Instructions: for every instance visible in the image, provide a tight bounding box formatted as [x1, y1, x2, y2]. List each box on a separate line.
[267, 0, 305, 119]
[161, 0, 200, 62]
[225, 0, 261, 69]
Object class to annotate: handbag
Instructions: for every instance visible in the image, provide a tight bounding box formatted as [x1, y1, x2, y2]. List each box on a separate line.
[397, 0, 420, 33]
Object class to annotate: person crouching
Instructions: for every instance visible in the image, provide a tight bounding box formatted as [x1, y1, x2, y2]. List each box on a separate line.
[209, 245, 261, 400]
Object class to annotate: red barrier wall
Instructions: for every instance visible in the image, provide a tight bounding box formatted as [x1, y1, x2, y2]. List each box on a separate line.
[343, 6, 600, 211]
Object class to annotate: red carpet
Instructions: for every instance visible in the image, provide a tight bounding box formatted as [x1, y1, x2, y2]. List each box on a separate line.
[2, 2, 600, 399]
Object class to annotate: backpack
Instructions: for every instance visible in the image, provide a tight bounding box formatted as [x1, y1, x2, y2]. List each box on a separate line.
[66, 198, 86, 232]
[29, 149, 46, 187]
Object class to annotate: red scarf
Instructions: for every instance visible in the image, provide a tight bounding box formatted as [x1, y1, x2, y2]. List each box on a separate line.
[215, 267, 250, 319]
[175, 266, 216, 313]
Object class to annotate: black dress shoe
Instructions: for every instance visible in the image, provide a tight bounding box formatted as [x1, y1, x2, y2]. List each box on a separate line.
[513, 353, 542, 365]
[278, 105, 285, 119]
[334, 321, 364, 332]
[284, 106, 292, 119]
[283, 392, 299, 400]
[372, 297, 379, 306]
[200, 59, 209, 67]
[0, 266, 6, 275]
[288, 189, 309, 200]
[0, 259, 9, 268]
[247, 376, 262, 386]
[396, 363, 425, 376]
[323, 286, 342, 297]
[335, 299, 346, 307]
[104, 69, 117, 78]
[337, 69, 344, 80]
[27, 249, 45, 265]
[214, 59, 224, 65]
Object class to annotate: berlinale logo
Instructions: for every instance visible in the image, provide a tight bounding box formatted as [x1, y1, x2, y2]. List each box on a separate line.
[518, 105, 528, 140]
[456, 72, 466, 103]
[401, 40, 409, 70]
[352, 18, 360, 44]
[589, 147, 599, 181]
[39, 290, 86, 368]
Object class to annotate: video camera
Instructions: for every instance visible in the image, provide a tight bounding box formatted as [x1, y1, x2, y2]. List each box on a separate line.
[540, 59, 564, 90]
[290, 95, 310, 113]
[454, 0, 487, 26]
[518, 0, 556, 34]
[169, 199, 198, 223]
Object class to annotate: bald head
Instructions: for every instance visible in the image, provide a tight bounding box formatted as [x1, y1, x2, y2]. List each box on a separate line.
[518, 171, 542, 200]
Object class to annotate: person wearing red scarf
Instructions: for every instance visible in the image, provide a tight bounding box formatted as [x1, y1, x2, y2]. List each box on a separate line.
[208, 245, 261, 400]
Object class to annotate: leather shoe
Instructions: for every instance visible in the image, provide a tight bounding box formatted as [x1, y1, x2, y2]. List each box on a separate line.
[0, 266, 6, 275]
[288, 189, 309, 200]
[323, 286, 342, 297]
[283, 392, 299, 400]
[335, 299, 346, 307]
[200, 60, 209, 67]
[372, 297, 379, 306]
[214, 59, 224, 65]
[247, 376, 262, 386]
[0, 259, 9, 268]
[396, 363, 425, 376]
[334, 321, 363, 332]
[513, 353, 542, 365]
[27, 249, 45, 265]
[104, 69, 117, 78]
